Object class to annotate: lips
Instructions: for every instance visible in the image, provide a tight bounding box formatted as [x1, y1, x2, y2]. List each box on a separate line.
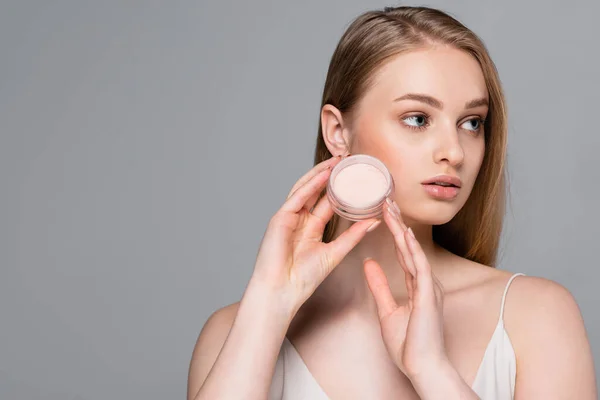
[421, 175, 462, 200]
[422, 184, 459, 199]
[421, 175, 462, 188]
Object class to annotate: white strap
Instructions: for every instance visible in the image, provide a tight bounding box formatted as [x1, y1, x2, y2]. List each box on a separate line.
[499, 273, 526, 323]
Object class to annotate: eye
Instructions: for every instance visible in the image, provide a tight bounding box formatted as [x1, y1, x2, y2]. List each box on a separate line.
[402, 114, 430, 131]
[460, 117, 485, 132]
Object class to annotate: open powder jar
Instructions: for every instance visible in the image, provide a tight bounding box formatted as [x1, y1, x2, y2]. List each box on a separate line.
[326, 154, 394, 221]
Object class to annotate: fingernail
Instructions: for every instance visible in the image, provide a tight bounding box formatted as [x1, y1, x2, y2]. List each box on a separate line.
[363, 257, 372, 263]
[385, 198, 397, 216]
[408, 227, 416, 239]
[367, 220, 381, 232]
[392, 200, 401, 215]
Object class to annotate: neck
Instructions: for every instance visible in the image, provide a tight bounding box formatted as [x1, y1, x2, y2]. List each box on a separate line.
[306, 218, 453, 316]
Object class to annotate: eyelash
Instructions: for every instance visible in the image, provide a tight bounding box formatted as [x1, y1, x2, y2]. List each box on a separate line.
[401, 113, 486, 134]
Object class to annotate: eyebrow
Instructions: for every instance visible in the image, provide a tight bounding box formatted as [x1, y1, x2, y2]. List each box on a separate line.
[393, 93, 489, 110]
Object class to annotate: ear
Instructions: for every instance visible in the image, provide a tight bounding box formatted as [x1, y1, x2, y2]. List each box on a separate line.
[321, 104, 351, 157]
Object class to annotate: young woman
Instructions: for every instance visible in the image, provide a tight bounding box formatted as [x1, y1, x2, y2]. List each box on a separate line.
[188, 6, 597, 399]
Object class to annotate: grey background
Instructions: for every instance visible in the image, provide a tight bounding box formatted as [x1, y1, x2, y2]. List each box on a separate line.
[1, 1, 598, 399]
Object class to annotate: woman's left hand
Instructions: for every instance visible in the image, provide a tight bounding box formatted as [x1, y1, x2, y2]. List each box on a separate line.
[363, 198, 449, 381]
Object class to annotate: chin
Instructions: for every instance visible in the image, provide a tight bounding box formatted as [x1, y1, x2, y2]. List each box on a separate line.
[406, 199, 465, 226]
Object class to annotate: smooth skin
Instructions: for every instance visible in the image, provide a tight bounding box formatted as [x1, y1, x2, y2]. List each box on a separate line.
[188, 46, 597, 399]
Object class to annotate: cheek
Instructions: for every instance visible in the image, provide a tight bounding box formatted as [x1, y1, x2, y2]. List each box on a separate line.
[351, 124, 420, 187]
[458, 139, 485, 198]
[350, 120, 388, 152]
[382, 149, 423, 204]
[467, 138, 486, 177]
[349, 107, 402, 153]
[351, 117, 407, 160]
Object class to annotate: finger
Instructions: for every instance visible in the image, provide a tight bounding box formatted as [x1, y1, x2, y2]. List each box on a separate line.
[395, 244, 410, 277]
[405, 228, 432, 277]
[404, 268, 414, 310]
[386, 198, 407, 231]
[384, 201, 408, 265]
[281, 167, 331, 214]
[303, 187, 325, 213]
[363, 258, 398, 319]
[286, 156, 341, 200]
[383, 202, 416, 277]
[432, 273, 443, 292]
[432, 273, 444, 306]
[323, 218, 378, 269]
[405, 228, 436, 304]
[304, 194, 335, 236]
[383, 202, 414, 277]
[388, 217, 415, 308]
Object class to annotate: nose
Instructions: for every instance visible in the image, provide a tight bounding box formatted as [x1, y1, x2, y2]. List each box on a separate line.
[433, 128, 464, 167]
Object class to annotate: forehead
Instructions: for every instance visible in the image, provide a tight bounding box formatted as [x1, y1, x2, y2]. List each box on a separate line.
[365, 46, 488, 106]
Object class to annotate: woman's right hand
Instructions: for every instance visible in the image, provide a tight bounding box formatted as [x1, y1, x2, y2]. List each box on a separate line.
[249, 155, 381, 316]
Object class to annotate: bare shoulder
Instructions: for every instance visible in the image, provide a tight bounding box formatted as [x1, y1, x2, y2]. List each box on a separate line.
[449, 258, 587, 342]
[449, 258, 596, 396]
[197, 302, 240, 344]
[503, 274, 584, 335]
[187, 302, 240, 400]
[463, 263, 585, 329]
[502, 274, 597, 398]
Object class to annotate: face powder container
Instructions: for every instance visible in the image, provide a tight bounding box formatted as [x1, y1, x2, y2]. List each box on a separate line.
[326, 154, 394, 221]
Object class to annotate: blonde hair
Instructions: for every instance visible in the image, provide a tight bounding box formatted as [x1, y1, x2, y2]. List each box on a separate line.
[314, 6, 508, 267]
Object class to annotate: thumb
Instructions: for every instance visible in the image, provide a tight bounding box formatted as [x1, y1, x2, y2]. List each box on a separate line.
[364, 258, 398, 320]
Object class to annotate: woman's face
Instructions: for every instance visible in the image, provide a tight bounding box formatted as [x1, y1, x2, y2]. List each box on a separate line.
[347, 46, 489, 226]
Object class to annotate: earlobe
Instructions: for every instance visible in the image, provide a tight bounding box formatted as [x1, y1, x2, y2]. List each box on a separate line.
[321, 104, 350, 157]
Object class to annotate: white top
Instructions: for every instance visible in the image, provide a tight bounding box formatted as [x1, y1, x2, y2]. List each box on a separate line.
[269, 272, 526, 400]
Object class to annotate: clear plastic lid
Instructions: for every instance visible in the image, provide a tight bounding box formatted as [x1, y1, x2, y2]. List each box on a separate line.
[326, 154, 394, 221]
